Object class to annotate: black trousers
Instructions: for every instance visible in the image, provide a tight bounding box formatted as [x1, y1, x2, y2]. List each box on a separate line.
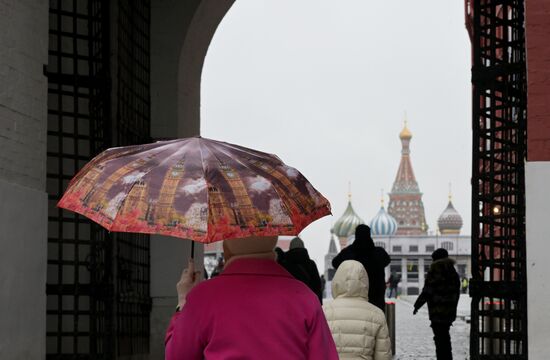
[431, 322, 452, 360]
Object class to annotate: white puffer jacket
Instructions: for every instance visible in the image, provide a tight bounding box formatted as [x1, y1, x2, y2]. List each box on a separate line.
[323, 260, 392, 360]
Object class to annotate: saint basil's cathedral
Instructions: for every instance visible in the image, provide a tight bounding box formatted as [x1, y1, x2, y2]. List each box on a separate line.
[324, 122, 471, 296]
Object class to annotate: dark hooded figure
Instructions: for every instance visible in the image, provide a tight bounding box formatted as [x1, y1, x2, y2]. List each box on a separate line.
[413, 248, 460, 360]
[331, 224, 391, 312]
[278, 237, 323, 303]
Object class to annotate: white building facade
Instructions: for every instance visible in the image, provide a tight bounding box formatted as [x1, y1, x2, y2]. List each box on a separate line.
[372, 234, 471, 295]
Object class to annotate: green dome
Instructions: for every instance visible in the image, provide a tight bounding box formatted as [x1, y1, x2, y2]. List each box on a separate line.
[332, 201, 365, 238]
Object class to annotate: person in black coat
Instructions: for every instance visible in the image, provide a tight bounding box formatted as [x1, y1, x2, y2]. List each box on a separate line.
[413, 248, 460, 360]
[387, 272, 400, 298]
[278, 237, 323, 303]
[332, 224, 391, 312]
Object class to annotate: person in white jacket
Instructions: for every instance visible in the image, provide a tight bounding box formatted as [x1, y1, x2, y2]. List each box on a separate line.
[323, 260, 392, 360]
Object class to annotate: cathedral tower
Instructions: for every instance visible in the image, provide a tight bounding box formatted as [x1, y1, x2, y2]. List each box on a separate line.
[387, 120, 428, 235]
[120, 179, 149, 219]
[86, 158, 147, 210]
[74, 164, 104, 200]
[208, 184, 236, 225]
[324, 231, 339, 281]
[247, 160, 316, 214]
[156, 159, 186, 224]
[219, 162, 262, 226]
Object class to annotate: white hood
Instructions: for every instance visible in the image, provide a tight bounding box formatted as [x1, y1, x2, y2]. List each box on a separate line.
[331, 260, 369, 300]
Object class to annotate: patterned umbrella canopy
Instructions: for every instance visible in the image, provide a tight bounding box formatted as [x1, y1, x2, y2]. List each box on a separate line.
[58, 137, 331, 243]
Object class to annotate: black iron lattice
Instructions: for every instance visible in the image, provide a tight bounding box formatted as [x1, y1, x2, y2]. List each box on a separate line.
[114, 0, 152, 355]
[470, 0, 528, 358]
[46, 0, 151, 358]
[46, 0, 113, 358]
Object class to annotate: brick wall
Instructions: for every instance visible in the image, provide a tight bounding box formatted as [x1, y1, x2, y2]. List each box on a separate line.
[0, 0, 48, 191]
[526, 0, 550, 161]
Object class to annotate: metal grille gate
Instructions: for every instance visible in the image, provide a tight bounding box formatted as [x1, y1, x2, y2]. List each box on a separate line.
[114, 0, 152, 357]
[469, 0, 528, 358]
[46, 0, 151, 358]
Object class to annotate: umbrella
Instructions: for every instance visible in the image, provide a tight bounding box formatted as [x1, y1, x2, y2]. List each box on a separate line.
[58, 137, 331, 247]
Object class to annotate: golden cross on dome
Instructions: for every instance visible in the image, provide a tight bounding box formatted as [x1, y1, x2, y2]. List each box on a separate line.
[448, 182, 453, 201]
[348, 181, 352, 201]
[399, 111, 412, 139]
[380, 188, 384, 206]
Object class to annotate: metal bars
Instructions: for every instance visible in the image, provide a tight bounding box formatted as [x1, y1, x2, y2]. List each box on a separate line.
[114, 0, 152, 356]
[46, 0, 151, 358]
[470, 0, 528, 358]
[46, 0, 112, 358]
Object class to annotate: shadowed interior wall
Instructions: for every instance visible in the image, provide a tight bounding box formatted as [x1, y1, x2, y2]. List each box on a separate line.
[0, 1, 48, 358]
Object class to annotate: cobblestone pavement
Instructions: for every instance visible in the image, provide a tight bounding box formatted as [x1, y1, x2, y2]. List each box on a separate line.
[393, 298, 470, 359]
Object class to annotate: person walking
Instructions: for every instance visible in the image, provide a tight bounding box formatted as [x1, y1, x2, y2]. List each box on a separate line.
[461, 277, 469, 294]
[278, 237, 323, 302]
[332, 224, 391, 312]
[413, 248, 460, 360]
[165, 236, 339, 360]
[323, 260, 392, 360]
[387, 272, 400, 298]
[210, 256, 224, 278]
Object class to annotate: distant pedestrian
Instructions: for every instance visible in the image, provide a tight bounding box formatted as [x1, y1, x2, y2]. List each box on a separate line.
[278, 237, 323, 302]
[323, 260, 392, 360]
[413, 248, 460, 360]
[461, 277, 468, 294]
[210, 256, 224, 278]
[332, 224, 391, 312]
[387, 272, 400, 298]
[320, 275, 326, 299]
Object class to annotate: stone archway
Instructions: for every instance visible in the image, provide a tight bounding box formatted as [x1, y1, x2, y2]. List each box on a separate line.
[189, 1, 531, 359]
[151, 0, 235, 140]
[150, 0, 532, 358]
[148, 1, 235, 358]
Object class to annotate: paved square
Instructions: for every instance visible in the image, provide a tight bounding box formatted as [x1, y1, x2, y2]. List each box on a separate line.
[393, 298, 470, 359]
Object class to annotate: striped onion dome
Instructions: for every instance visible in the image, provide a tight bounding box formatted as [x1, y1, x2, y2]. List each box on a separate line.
[437, 199, 463, 235]
[369, 204, 398, 236]
[332, 200, 364, 238]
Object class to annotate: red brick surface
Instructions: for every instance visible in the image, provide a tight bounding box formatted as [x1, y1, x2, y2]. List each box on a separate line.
[526, 1, 550, 161]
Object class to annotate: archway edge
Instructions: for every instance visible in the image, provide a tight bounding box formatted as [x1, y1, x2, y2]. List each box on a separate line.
[149, 2, 235, 357]
[177, 0, 236, 137]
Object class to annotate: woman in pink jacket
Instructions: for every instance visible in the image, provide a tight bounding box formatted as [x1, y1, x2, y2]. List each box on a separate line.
[165, 236, 339, 360]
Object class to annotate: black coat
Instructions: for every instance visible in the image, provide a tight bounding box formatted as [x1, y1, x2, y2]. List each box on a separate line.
[279, 248, 323, 303]
[332, 243, 391, 312]
[414, 258, 460, 324]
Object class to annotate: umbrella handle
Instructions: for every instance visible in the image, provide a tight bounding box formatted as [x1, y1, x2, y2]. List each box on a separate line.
[191, 241, 195, 259]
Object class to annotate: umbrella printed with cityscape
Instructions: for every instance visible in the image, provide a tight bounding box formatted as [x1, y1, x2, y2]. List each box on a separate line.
[58, 137, 331, 243]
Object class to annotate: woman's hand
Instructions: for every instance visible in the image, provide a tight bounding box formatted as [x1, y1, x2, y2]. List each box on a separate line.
[176, 259, 201, 309]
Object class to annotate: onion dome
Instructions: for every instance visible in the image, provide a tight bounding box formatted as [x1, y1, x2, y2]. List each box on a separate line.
[399, 119, 412, 140]
[332, 199, 365, 238]
[369, 197, 398, 236]
[437, 195, 463, 235]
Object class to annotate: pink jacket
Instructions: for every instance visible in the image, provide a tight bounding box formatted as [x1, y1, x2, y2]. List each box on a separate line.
[165, 258, 339, 360]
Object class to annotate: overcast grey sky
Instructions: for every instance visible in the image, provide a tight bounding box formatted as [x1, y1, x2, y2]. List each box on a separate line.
[201, 0, 472, 269]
